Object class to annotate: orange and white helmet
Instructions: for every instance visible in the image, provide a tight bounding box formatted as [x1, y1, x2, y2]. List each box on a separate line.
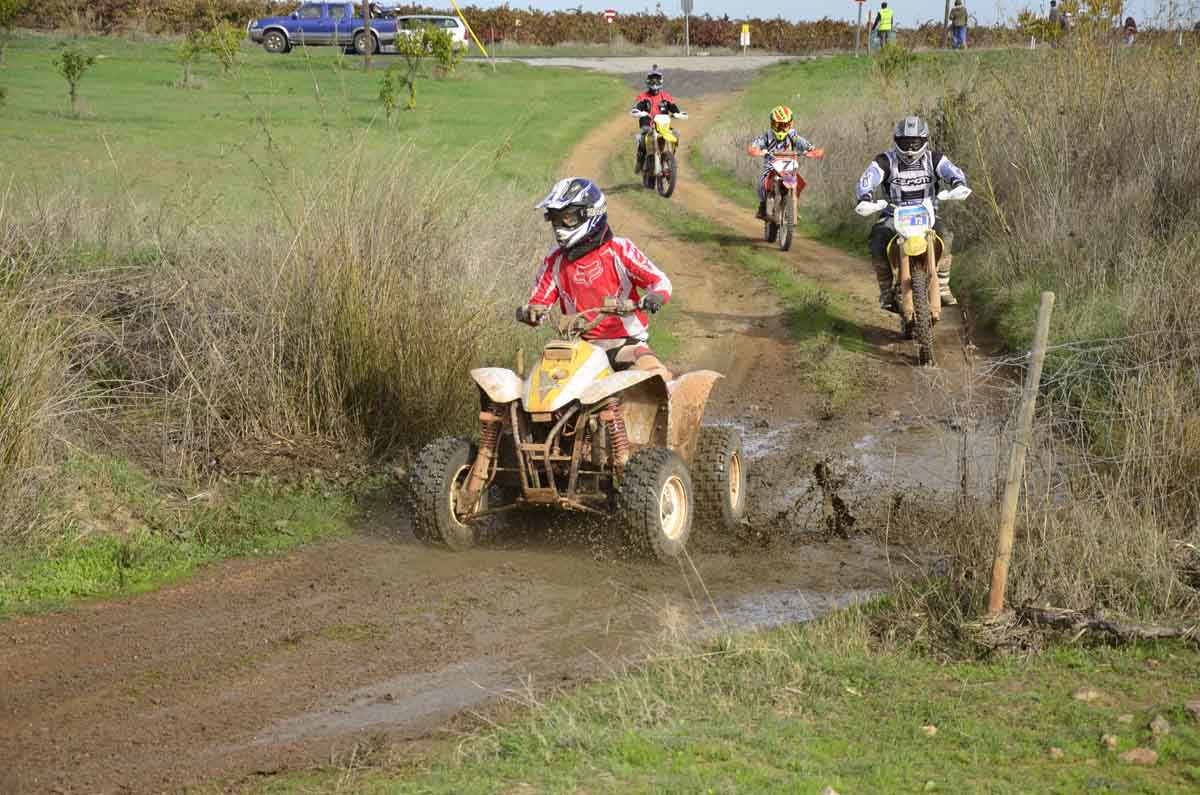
[770, 105, 794, 141]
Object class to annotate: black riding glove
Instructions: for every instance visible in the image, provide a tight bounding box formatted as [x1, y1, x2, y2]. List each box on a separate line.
[641, 292, 666, 314]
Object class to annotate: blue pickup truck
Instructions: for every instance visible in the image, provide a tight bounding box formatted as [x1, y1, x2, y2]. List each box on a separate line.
[248, 3, 399, 55]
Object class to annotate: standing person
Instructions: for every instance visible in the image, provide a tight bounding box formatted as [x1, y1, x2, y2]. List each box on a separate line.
[1047, 0, 1062, 47]
[872, 2, 895, 48]
[1123, 16, 1137, 47]
[949, 0, 968, 50]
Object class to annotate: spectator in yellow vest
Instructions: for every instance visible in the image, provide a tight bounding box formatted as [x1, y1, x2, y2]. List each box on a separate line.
[872, 2, 896, 48]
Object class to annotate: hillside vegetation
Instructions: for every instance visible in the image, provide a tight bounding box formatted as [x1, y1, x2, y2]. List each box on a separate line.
[698, 43, 1200, 624]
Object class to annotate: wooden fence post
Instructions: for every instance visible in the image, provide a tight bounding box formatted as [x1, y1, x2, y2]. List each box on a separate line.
[986, 291, 1055, 617]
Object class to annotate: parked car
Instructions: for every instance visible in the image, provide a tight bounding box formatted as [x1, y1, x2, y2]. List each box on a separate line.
[247, 2, 399, 55]
[395, 15, 469, 50]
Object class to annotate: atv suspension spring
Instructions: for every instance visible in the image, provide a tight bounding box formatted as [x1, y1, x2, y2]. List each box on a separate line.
[464, 404, 504, 502]
[600, 398, 630, 474]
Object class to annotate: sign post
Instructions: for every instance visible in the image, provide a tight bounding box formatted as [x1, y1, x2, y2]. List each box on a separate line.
[604, 8, 616, 49]
[681, 0, 693, 56]
[854, 0, 864, 56]
[740, 22, 750, 55]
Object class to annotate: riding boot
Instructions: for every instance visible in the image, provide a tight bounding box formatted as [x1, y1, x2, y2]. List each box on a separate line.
[635, 148, 645, 175]
[938, 230, 958, 306]
[756, 198, 768, 221]
[874, 260, 898, 313]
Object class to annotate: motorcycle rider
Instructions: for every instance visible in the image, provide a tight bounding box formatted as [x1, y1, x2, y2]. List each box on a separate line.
[748, 105, 818, 221]
[632, 65, 685, 176]
[517, 177, 673, 378]
[855, 116, 969, 311]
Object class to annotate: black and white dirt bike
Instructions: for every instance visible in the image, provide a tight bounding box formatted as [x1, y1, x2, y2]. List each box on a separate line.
[633, 106, 688, 198]
[856, 185, 971, 366]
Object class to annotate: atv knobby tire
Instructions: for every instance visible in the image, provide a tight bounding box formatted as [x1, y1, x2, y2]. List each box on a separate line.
[617, 447, 694, 562]
[692, 426, 748, 531]
[409, 436, 481, 550]
[911, 266, 935, 366]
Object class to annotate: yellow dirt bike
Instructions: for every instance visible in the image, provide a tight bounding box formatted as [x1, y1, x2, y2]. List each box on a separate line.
[748, 146, 824, 252]
[634, 107, 688, 198]
[857, 186, 970, 366]
[408, 298, 747, 562]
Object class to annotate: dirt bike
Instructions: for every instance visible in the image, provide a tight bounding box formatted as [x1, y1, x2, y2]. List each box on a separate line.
[856, 186, 970, 366]
[747, 147, 824, 252]
[408, 297, 747, 562]
[634, 107, 688, 198]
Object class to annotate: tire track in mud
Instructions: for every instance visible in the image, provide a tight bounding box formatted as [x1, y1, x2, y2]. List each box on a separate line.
[0, 72, 960, 795]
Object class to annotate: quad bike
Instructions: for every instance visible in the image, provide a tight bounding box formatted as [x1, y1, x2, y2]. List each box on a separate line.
[409, 298, 747, 562]
[856, 185, 970, 366]
[633, 106, 688, 198]
[747, 147, 824, 251]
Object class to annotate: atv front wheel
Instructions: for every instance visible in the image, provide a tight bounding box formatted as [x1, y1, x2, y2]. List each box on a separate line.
[409, 437, 482, 550]
[617, 448, 694, 562]
[692, 427, 747, 531]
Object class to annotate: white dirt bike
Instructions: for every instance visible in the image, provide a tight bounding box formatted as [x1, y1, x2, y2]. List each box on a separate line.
[408, 298, 747, 562]
[634, 107, 688, 198]
[856, 185, 971, 366]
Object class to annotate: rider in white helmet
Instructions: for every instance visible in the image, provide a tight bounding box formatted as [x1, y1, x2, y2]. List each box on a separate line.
[855, 116, 969, 311]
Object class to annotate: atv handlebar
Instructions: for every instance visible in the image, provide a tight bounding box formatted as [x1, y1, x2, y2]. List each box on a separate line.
[530, 297, 642, 340]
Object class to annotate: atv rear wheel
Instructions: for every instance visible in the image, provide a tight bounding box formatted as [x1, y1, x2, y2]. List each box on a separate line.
[656, 151, 677, 198]
[692, 427, 747, 531]
[409, 437, 482, 550]
[617, 448, 694, 562]
[911, 267, 935, 366]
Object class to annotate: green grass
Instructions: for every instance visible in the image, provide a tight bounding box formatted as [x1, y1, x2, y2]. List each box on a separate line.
[0, 454, 358, 617]
[248, 606, 1200, 793]
[0, 34, 626, 226]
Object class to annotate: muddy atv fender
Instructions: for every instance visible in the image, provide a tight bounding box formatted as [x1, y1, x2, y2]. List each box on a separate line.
[470, 367, 523, 405]
[666, 371, 723, 464]
[582, 370, 672, 447]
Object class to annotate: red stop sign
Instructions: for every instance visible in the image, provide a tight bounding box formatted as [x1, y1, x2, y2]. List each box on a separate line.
[604, 9, 617, 23]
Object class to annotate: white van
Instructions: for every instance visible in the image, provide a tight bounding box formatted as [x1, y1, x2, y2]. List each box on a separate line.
[394, 15, 469, 50]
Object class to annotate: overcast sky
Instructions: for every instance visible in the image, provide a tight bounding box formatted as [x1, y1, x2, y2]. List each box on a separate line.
[475, 1, 1189, 27]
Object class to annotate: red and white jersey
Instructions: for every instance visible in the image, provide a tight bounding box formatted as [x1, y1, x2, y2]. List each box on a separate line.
[528, 235, 672, 342]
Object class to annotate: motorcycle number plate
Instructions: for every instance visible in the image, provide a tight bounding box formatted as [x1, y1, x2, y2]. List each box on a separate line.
[895, 205, 931, 227]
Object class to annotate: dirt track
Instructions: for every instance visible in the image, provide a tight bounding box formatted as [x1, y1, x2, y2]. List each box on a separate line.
[0, 69, 991, 794]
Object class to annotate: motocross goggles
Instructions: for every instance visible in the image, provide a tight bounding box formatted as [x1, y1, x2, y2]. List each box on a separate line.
[544, 206, 587, 229]
[646, 76, 663, 93]
[771, 120, 790, 140]
[895, 136, 928, 153]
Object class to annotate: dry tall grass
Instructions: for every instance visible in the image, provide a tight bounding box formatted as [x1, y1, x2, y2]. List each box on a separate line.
[702, 42, 1200, 621]
[0, 152, 542, 539]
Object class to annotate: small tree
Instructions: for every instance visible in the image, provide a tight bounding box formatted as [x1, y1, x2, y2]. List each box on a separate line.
[204, 20, 243, 75]
[176, 29, 206, 88]
[54, 45, 95, 117]
[0, 0, 29, 66]
[426, 26, 464, 76]
[379, 63, 402, 120]
[392, 28, 432, 110]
